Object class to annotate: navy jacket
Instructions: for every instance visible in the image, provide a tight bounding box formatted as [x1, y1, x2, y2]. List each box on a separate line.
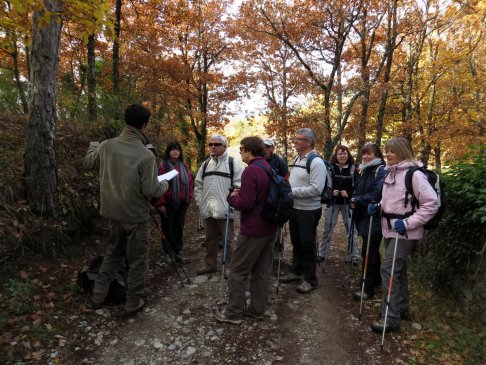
[352, 163, 385, 236]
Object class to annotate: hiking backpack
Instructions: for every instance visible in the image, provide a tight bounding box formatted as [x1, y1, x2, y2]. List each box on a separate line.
[77, 256, 128, 304]
[404, 166, 446, 229]
[303, 153, 334, 207]
[253, 161, 294, 226]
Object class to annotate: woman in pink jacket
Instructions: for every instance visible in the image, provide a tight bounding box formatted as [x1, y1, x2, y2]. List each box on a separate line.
[368, 137, 438, 333]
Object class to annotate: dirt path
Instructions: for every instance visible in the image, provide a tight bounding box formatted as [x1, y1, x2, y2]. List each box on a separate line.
[63, 213, 412, 365]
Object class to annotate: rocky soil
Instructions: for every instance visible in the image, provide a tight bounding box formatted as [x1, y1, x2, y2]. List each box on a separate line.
[55, 213, 415, 365]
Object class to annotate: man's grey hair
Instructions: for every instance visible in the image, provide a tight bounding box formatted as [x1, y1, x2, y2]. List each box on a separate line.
[296, 128, 316, 147]
[210, 134, 228, 146]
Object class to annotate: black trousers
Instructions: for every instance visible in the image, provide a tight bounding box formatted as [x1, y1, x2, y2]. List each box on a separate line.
[160, 201, 189, 255]
[289, 207, 322, 287]
[360, 234, 382, 295]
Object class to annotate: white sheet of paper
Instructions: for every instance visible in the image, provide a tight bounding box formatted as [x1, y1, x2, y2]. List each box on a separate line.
[158, 169, 179, 182]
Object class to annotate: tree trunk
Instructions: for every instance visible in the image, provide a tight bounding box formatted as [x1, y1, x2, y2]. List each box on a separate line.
[87, 34, 97, 121]
[113, 0, 122, 119]
[24, 0, 63, 217]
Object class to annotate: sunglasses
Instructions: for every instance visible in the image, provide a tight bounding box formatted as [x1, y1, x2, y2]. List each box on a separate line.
[208, 143, 223, 147]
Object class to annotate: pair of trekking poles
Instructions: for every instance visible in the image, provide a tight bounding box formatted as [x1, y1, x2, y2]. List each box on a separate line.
[359, 210, 401, 352]
[150, 211, 191, 286]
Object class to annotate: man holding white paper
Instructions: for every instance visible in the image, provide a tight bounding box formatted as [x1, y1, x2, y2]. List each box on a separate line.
[83, 103, 168, 316]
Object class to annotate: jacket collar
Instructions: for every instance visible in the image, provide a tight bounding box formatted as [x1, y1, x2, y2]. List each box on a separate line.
[118, 125, 150, 145]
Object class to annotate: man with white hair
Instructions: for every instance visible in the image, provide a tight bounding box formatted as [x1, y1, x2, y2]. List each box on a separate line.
[194, 134, 243, 277]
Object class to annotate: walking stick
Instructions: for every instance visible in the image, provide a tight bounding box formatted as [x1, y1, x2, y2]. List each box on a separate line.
[275, 225, 283, 294]
[358, 214, 373, 320]
[220, 202, 232, 296]
[345, 203, 356, 288]
[381, 232, 400, 352]
[150, 212, 191, 286]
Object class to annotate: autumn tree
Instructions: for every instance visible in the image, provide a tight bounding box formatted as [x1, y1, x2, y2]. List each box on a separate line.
[24, 0, 64, 216]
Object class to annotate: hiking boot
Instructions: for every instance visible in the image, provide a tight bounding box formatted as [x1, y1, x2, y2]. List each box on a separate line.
[124, 299, 145, 317]
[175, 252, 190, 263]
[370, 320, 400, 333]
[316, 255, 326, 263]
[196, 266, 217, 275]
[243, 309, 264, 321]
[296, 281, 317, 294]
[353, 291, 373, 301]
[279, 272, 302, 283]
[213, 307, 242, 325]
[164, 254, 175, 265]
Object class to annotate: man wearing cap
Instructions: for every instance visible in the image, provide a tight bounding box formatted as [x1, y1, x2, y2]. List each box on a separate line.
[264, 138, 289, 180]
[83, 103, 169, 316]
[194, 134, 243, 277]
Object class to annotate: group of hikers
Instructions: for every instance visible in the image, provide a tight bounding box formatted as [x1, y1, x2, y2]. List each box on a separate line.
[83, 103, 439, 337]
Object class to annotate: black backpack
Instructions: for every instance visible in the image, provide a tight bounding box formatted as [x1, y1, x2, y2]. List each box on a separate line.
[77, 256, 128, 304]
[294, 152, 334, 207]
[404, 166, 446, 229]
[253, 161, 293, 226]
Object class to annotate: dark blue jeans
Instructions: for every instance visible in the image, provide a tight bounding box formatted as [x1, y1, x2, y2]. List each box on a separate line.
[289, 207, 322, 287]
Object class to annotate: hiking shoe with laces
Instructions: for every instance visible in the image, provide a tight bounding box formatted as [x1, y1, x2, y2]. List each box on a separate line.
[175, 252, 190, 263]
[243, 309, 264, 321]
[370, 320, 400, 333]
[279, 272, 302, 283]
[296, 281, 317, 294]
[353, 291, 373, 301]
[213, 307, 242, 325]
[164, 254, 175, 265]
[124, 299, 145, 317]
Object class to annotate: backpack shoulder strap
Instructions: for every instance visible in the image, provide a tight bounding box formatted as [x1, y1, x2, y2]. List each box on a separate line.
[253, 160, 274, 179]
[229, 156, 234, 184]
[201, 158, 210, 179]
[305, 152, 319, 174]
[405, 166, 423, 208]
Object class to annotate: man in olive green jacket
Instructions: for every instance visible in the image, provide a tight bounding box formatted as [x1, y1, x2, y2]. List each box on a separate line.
[84, 103, 168, 316]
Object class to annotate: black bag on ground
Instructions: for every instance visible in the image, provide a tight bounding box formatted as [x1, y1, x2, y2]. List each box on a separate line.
[77, 255, 128, 304]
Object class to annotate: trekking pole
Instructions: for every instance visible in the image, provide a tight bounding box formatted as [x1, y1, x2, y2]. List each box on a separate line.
[321, 199, 336, 270]
[276, 225, 283, 294]
[220, 201, 232, 296]
[381, 232, 400, 352]
[358, 214, 373, 320]
[150, 212, 191, 286]
[198, 214, 204, 231]
[345, 202, 355, 288]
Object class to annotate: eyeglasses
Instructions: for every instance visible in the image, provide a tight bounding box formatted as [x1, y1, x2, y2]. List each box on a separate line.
[208, 143, 223, 147]
[293, 137, 308, 142]
[264, 145, 272, 148]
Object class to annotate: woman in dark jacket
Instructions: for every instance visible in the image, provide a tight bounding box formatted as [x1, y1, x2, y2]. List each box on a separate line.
[350, 142, 385, 300]
[317, 145, 360, 264]
[156, 141, 194, 264]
